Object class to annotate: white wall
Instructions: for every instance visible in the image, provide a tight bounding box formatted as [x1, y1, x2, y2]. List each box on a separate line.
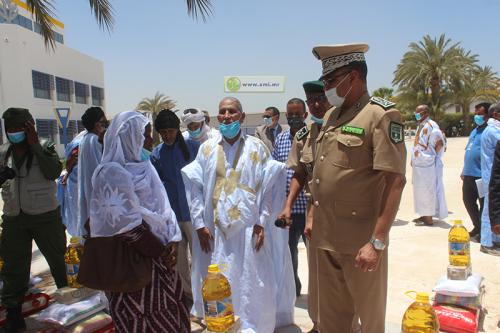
[0, 24, 104, 153]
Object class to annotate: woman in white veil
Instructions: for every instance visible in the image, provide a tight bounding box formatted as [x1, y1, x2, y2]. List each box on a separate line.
[89, 111, 190, 332]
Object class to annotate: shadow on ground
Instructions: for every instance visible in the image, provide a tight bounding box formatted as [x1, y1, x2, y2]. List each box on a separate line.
[393, 219, 409, 227]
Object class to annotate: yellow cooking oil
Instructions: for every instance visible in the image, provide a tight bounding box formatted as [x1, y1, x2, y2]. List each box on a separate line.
[64, 237, 84, 288]
[402, 292, 439, 333]
[448, 219, 470, 266]
[0, 256, 4, 272]
[202, 264, 235, 332]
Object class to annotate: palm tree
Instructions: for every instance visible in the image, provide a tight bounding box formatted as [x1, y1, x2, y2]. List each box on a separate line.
[372, 87, 394, 101]
[393, 34, 477, 120]
[22, 0, 213, 48]
[450, 65, 500, 131]
[137, 92, 176, 145]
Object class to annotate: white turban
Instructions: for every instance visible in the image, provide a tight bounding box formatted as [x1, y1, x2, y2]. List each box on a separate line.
[181, 108, 205, 126]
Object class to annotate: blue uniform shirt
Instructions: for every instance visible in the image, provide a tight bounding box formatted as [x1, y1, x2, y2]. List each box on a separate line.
[463, 125, 487, 177]
[151, 139, 200, 222]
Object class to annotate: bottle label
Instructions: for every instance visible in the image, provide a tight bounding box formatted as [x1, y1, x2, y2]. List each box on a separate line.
[204, 297, 233, 318]
[449, 242, 469, 255]
[66, 263, 79, 276]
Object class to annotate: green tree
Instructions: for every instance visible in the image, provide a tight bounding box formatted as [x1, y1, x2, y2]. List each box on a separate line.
[137, 92, 176, 145]
[22, 0, 212, 48]
[393, 34, 477, 120]
[450, 64, 500, 131]
[372, 87, 394, 101]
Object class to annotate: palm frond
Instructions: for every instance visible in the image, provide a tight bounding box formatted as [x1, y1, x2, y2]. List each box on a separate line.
[26, 0, 56, 49]
[186, 0, 213, 22]
[88, 0, 114, 32]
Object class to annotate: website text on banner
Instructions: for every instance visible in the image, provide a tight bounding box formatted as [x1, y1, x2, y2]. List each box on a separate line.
[224, 76, 286, 93]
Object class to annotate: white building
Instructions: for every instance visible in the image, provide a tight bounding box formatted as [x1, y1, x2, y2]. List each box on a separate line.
[0, 0, 105, 153]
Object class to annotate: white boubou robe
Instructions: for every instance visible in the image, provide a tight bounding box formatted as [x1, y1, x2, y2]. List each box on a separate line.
[181, 134, 295, 333]
[411, 118, 448, 219]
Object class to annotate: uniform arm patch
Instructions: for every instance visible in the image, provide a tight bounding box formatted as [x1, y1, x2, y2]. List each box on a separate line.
[389, 121, 404, 144]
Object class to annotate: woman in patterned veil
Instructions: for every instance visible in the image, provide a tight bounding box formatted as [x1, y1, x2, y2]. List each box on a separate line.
[89, 110, 190, 332]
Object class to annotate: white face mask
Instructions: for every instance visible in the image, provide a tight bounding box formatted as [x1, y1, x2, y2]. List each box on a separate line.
[325, 74, 352, 108]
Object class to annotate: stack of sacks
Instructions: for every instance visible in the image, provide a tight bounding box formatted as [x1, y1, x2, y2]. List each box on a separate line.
[432, 273, 484, 333]
[37, 292, 115, 333]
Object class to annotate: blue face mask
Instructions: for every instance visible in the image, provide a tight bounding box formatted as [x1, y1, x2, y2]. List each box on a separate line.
[415, 113, 422, 121]
[140, 148, 151, 162]
[310, 115, 324, 125]
[188, 127, 203, 139]
[219, 121, 241, 140]
[263, 117, 273, 126]
[474, 115, 485, 126]
[7, 131, 26, 144]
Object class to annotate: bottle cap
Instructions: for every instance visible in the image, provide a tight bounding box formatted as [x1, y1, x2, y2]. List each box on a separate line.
[208, 264, 220, 273]
[453, 219, 463, 225]
[70, 237, 80, 245]
[415, 292, 430, 303]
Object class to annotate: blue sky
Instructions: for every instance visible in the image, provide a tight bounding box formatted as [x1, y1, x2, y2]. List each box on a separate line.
[55, 0, 500, 117]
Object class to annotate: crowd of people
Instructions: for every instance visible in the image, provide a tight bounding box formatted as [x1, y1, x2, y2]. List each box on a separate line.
[0, 42, 498, 333]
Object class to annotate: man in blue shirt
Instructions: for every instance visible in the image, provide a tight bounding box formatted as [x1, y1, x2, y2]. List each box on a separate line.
[150, 109, 200, 307]
[272, 98, 309, 297]
[461, 103, 490, 241]
[480, 103, 500, 256]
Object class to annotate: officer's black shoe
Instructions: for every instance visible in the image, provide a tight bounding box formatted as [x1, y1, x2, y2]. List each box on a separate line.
[1, 306, 26, 333]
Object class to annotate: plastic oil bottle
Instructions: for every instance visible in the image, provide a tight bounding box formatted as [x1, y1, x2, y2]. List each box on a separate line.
[401, 292, 439, 333]
[448, 219, 470, 266]
[202, 264, 235, 332]
[64, 237, 84, 288]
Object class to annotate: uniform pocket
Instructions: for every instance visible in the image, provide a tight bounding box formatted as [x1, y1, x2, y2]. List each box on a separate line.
[329, 133, 364, 168]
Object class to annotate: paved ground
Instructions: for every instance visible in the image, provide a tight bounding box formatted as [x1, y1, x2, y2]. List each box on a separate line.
[12, 137, 500, 332]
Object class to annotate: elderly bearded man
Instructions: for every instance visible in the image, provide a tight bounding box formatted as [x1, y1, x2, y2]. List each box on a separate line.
[181, 97, 295, 332]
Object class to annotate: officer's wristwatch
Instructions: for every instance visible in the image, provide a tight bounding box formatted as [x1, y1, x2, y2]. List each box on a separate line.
[369, 237, 386, 251]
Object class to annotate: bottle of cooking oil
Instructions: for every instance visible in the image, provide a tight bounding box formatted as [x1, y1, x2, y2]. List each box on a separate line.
[64, 237, 84, 288]
[202, 264, 235, 332]
[448, 219, 470, 267]
[0, 256, 4, 272]
[401, 292, 439, 333]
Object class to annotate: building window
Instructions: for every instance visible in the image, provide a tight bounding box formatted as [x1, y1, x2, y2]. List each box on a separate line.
[58, 120, 80, 144]
[54, 31, 64, 44]
[74, 82, 88, 104]
[33, 23, 64, 44]
[91, 86, 104, 106]
[13, 15, 33, 31]
[77, 121, 85, 133]
[56, 77, 71, 102]
[36, 119, 58, 142]
[32, 70, 52, 100]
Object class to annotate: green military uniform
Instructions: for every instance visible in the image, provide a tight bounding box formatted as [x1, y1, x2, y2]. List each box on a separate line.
[0, 108, 67, 309]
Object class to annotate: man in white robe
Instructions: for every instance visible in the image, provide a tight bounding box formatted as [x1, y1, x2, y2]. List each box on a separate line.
[412, 105, 448, 225]
[182, 97, 295, 333]
[77, 107, 107, 236]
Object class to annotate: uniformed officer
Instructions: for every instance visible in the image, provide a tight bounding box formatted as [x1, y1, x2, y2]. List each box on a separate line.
[282, 80, 330, 333]
[309, 44, 406, 333]
[0, 108, 67, 332]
